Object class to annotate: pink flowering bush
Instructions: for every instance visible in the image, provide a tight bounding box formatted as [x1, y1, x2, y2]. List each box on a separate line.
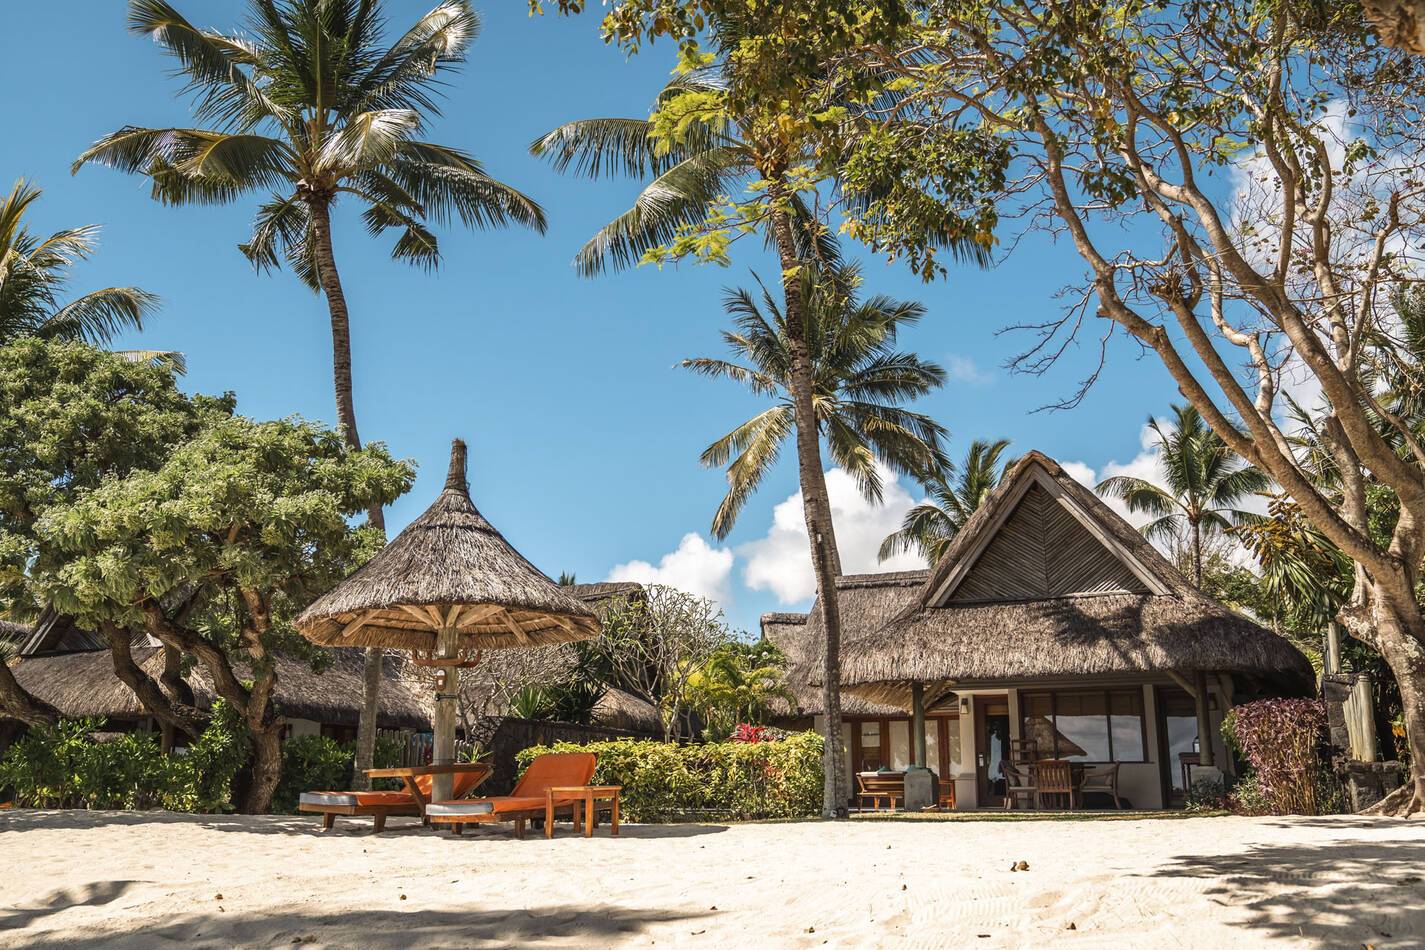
[1223, 698, 1339, 815]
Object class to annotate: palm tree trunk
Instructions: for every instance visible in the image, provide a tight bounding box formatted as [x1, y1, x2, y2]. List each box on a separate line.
[1192, 520, 1203, 588]
[769, 201, 847, 819]
[308, 196, 385, 792]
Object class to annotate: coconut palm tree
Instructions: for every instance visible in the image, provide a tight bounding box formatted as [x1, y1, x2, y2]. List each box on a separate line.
[75, 0, 546, 786]
[1096, 404, 1269, 587]
[534, 60, 985, 817]
[685, 263, 949, 540]
[0, 179, 170, 364]
[879, 438, 1014, 564]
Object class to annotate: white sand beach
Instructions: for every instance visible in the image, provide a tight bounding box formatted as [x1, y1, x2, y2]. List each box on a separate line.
[2, 811, 1423, 948]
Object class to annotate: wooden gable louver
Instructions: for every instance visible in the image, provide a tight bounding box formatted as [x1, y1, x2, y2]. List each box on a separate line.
[948, 483, 1148, 603]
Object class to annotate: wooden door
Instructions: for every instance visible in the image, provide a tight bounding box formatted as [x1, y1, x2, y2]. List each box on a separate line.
[974, 696, 1010, 807]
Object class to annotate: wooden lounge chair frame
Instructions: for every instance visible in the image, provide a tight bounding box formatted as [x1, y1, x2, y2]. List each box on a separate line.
[299, 762, 491, 832]
[425, 752, 612, 840]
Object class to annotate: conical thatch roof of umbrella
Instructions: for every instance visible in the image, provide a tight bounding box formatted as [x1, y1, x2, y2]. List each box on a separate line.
[295, 439, 599, 653]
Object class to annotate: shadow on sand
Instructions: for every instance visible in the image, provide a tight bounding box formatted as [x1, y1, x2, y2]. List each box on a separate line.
[8, 902, 713, 949]
[0, 880, 145, 933]
[1149, 817, 1425, 946]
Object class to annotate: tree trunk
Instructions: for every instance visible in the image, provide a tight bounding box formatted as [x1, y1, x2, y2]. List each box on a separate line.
[158, 644, 196, 753]
[100, 623, 204, 743]
[1192, 521, 1203, 589]
[0, 660, 57, 727]
[307, 196, 385, 792]
[243, 723, 285, 814]
[1362, 0, 1425, 55]
[1351, 584, 1425, 815]
[769, 202, 848, 819]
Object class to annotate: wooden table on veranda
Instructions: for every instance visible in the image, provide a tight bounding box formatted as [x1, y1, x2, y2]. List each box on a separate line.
[546, 785, 621, 839]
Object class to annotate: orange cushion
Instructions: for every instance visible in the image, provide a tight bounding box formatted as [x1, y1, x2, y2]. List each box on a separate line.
[410, 769, 485, 800]
[512, 753, 597, 797]
[351, 791, 417, 807]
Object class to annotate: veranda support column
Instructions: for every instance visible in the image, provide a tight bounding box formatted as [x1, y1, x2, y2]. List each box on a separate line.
[432, 625, 461, 802]
[911, 682, 927, 768]
[1194, 670, 1215, 769]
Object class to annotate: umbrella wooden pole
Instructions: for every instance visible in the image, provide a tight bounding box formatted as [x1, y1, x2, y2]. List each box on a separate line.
[432, 625, 461, 802]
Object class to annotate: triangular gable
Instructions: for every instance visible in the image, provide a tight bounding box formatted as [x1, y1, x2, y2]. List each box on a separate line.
[928, 462, 1168, 606]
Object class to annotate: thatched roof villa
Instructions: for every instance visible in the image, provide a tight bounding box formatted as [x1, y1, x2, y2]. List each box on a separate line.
[2, 579, 659, 753]
[763, 451, 1311, 810]
[10, 645, 432, 735]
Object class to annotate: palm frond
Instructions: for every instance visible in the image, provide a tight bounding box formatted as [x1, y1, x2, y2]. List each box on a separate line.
[574, 146, 747, 276]
[39, 287, 161, 345]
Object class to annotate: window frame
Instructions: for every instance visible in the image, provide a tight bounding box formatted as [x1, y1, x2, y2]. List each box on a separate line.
[1019, 687, 1149, 764]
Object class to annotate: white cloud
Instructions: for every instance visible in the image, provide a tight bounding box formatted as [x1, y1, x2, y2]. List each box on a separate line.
[945, 353, 993, 386]
[606, 532, 735, 605]
[740, 461, 927, 604]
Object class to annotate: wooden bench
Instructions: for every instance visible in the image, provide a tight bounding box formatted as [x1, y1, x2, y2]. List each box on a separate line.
[856, 771, 906, 812]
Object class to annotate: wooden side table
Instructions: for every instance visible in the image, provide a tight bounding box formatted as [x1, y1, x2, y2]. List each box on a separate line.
[545, 786, 622, 839]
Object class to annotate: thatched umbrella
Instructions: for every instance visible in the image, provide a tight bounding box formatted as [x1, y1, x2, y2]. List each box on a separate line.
[295, 438, 599, 800]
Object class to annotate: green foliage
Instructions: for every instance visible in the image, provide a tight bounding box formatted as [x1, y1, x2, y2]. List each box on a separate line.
[685, 262, 949, 539]
[75, 0, 545, 287]
[515, 731, 824, 822]
[684, 640, 791, 741]
[0, 339, 227, 607]
[271, 735, 354, 814]
[1096, 404, 1268, 584]
[0, 179, 160, 348]
[881, 438, 1014, 563]
[0, 703, 245, 812]
[1183, 776, 1229, 814]
[33, 413, 412, 634]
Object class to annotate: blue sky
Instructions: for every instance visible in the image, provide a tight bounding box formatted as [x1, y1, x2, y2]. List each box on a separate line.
[0, 3, 1191, 634]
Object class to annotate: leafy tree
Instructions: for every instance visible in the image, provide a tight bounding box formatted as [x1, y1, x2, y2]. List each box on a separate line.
[534, 0, 979, 817]
[685, 640, 791, 741]
[0, 340, 227, 729]
[33, 414, 411, 812]
[880, 438, 1013, 564]
[0, 179, 173, 367]
[685, 263, 948, 540]
[834, 2, 1425, 812]
[76, 0, 546, 786]
[591, 585, 733, 742]
[1097, 405, 1269, 587]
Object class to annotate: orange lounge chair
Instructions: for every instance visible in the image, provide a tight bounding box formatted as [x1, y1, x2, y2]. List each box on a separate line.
[299, 762, 491, 833]
[425, 752, 603, 839]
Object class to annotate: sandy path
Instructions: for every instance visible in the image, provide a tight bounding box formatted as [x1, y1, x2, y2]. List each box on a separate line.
[1, 811, 1422, 948]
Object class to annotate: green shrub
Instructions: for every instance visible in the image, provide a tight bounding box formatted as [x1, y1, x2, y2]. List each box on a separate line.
[0, 704, 246, 812]
[515, 731, 824, 822]
[1183, 776, 1228, 814]
[271, 735, 354, 814]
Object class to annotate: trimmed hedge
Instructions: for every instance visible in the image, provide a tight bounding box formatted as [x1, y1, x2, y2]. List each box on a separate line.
[515, 731, 824, 822]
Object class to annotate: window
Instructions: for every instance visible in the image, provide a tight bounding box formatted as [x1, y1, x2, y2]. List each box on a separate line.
[1020, 689, 1146, 762]
[857, 722, 883, 771]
